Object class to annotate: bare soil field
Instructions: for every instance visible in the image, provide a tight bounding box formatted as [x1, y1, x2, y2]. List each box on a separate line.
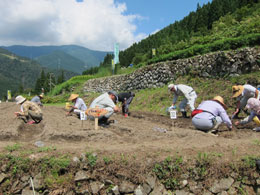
[1, 102, 260, 161]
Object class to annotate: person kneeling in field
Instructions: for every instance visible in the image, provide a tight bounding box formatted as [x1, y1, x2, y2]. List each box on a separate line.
[235, 98, 260, 132]
[231, 84, 259, 119]
[89, 91, 119, 127]
[66, 94, 87, 118]
[191, 96, 232, 133]
[15, 95, 43, 124]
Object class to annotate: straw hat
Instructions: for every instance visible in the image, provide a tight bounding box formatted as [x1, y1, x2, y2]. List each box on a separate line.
[213, 96, 227, 109]
[168, 84, 174, 91]
[39, 93, 44, 98]
[15, 95, 26, 104]
[232, 85, 244, 98]
[68, 94, 79, 101]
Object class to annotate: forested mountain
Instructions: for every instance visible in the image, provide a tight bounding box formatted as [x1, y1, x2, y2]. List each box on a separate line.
[1, 45, 110, 74]
[0, 48, 77, 99]
[116, 0, 260, 68]
[36, 50, 86, 74]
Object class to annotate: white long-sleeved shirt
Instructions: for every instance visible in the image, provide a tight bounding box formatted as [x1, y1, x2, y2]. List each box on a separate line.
[172, 84, 196, 104]
[237, 84, 257, 101]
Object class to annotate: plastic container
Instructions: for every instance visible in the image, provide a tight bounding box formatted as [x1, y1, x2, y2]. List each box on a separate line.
[170, 109, 177, 119]
[253, 116, 260, 126]
[65, 102, 70, 110]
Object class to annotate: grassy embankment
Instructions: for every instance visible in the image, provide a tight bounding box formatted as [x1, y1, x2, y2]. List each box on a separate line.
[40, 70, 260, 117]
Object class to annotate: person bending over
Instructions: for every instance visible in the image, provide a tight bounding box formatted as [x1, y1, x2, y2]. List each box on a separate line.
[118, 92, 135, 117]
[89, 90, 119, 127]
[15, 95, 43, 124]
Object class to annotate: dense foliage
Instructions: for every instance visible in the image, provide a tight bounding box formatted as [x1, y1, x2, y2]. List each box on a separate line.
[115, 0, 260, 67]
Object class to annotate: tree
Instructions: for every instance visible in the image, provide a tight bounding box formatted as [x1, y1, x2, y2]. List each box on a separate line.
[57, 70, 65, 84]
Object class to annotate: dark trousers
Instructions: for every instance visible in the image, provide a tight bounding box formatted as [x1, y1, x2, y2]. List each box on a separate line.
[122, 96, 134, 114]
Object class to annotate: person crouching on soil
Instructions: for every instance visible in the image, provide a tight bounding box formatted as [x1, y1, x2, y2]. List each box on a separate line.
[231, 84, 259, 119]
[235, 97, 260, 132]
[31, 93, 44, 107]
[191, 96, 232, 134]
[89, 90, 119, 127]
[66, 94, 87, 118]
[168, 84, 197, 118]
[118, 92, 135, 117]
[15, 95, 43, 124]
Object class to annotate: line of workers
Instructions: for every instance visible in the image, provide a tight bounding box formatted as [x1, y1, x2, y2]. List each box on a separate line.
[14, 83, 260, 132]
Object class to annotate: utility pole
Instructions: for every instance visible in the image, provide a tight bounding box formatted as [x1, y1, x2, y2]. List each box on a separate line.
[49, 73, 55, 92]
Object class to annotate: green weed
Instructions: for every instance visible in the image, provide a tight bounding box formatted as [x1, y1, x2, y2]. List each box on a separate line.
[86, 152, 97, 168]
[252, 139, 260, 146]
[153, 155, 183, 190]
[103, 156, 112, 165]
[5, 143, 21, 152]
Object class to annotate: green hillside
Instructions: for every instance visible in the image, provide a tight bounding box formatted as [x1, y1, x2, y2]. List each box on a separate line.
[0, 48, 78, 99]
[0, 50, 42, 99]
[116, 0, 260, 68]
[1, 45, 110, 73]
[36, 50, 86, 74]
[84, 0, 260, 77]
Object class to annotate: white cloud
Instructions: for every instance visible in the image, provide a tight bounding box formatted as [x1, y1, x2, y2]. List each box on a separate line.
[0, 0, 146, 51]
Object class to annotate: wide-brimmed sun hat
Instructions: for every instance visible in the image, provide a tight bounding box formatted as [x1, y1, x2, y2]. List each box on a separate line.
[15, 95, 26, 104]
[213, 96, 227, 109]
[68, 94, 79, 101]
[168, 84, 174, 91]
[39, 93, 44, 98]
[232, 85, 244, 98]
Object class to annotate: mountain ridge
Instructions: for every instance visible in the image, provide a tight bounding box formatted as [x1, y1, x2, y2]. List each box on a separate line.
[1, 45, 111, 73]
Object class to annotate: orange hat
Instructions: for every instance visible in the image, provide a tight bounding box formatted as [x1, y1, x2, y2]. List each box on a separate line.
[213, 96, 227, 109]
[68, 94, 79, 101]
[232, 85, 244, 98]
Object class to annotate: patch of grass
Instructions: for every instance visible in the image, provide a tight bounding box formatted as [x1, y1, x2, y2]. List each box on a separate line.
[86, 152, 98, 168]
[153, 155, 183, 190]
[6, 155, 31, 176]
[5, 143, 22, 152]
[241, 155, 258, 168]
[103, 156, 112, 165]
[40, 155, 71, 176]
[252, 139, 260, 146]
[37, 146, 57, 153]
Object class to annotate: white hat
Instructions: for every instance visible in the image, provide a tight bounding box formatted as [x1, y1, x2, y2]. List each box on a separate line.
[168, 84, 174, 91]
[15, 95, 26, 104]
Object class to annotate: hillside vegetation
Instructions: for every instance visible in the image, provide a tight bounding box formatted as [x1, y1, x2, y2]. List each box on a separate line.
[1, 45, 111, 73]
[0, 48, 77, 99]
[84, 0, 259, 77]
[118, 0, 260, 68]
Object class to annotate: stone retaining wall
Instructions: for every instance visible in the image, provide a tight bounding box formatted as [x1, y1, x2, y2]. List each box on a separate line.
[83, 47, 260, 93]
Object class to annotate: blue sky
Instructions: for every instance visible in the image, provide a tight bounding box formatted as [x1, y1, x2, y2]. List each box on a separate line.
[0, 0, 212, 51]
[115, 0, 212, 36]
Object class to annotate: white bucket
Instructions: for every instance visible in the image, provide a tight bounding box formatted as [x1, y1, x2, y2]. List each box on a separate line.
[170, 109, 177, 119]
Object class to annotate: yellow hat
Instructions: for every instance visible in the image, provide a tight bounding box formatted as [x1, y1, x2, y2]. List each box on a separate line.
[232, 85, 244, 98]
[213, 96, 227, 109]
[68, 94, 79, 101]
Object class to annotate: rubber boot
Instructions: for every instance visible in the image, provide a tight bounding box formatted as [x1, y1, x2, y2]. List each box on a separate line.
[181, 111, 189, 118]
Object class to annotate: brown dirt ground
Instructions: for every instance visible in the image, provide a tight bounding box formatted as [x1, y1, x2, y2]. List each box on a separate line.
[0, 102, 260, 162]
